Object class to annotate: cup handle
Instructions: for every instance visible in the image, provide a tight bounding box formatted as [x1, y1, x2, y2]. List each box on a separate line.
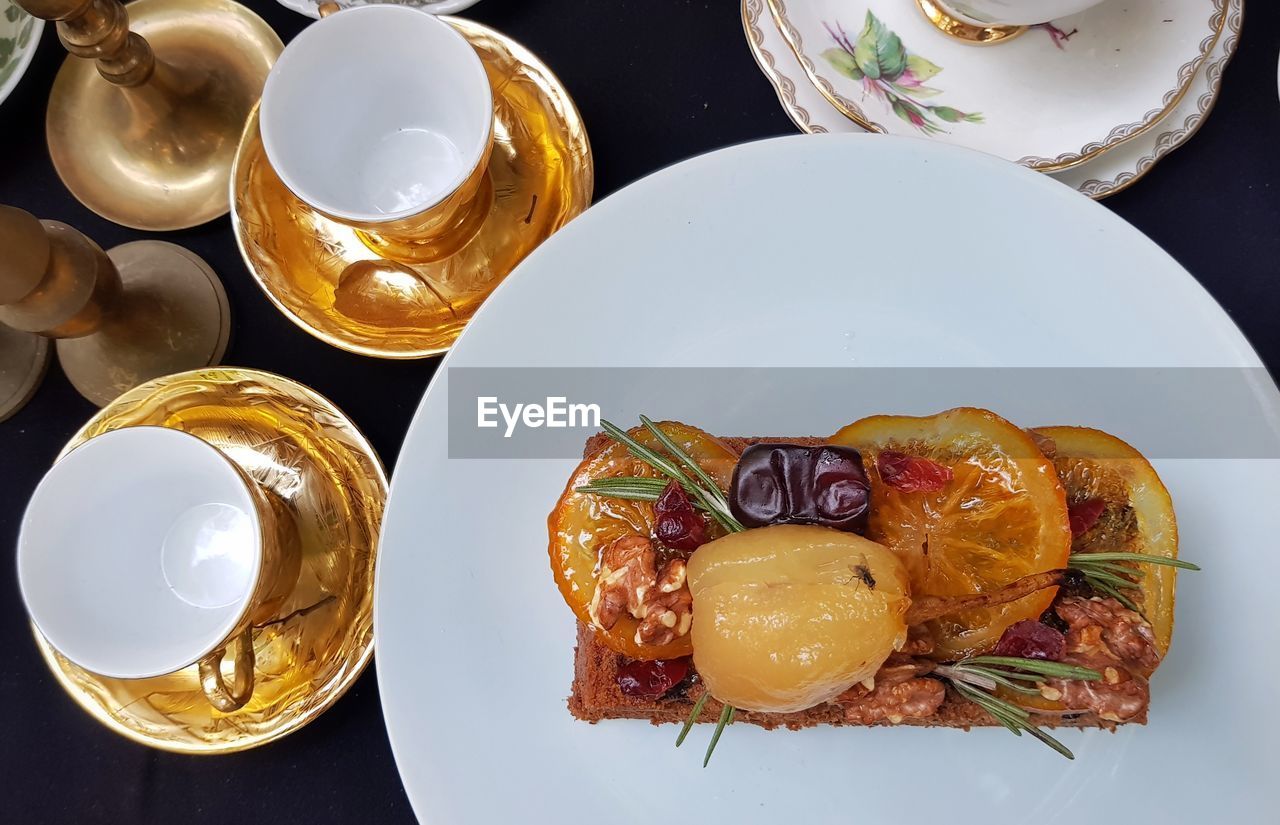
[197, 628, 255, 712]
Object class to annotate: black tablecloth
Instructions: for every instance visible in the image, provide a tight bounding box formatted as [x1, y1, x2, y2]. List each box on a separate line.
[4, 1, 1279, 821]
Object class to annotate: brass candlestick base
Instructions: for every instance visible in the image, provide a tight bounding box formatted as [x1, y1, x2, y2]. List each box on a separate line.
[30, 0, 282, 230]
[916, 0, 1026, 45]
[56, 240, 230, 405]
[0, 325, 51, 423]
[0, 206, 231, 407]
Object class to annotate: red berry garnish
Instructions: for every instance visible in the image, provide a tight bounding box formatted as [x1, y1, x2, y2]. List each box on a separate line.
[992, 619, 1066, 661]
[1068, 498, 1106, 536]
[653, 481, 708, 551]
[616, 657, 691, 698]
[876, 450, 953, 493]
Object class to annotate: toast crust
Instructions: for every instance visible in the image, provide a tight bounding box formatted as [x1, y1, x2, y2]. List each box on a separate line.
[569, 621, 1136, 730]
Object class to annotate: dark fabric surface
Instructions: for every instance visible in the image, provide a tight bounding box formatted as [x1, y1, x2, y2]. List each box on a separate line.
[2, 1, 1277, 821]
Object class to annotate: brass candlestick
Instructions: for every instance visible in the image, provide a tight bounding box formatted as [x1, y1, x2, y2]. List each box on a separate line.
[20, 0, 282, 230]
[0, 326, 51, 423]
[0, 205, 231, 406]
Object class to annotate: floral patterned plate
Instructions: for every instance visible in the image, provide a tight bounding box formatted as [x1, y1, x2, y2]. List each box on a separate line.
[766, 0, 1227, 172]
[744, 0, 1243, 199]
[0, 0, 42, 106]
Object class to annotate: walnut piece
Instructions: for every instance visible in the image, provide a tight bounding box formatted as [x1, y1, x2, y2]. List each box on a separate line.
[1055, 595, 1161, 676]
[588, 536, 656, 630]
[636, 573, 693, 647]
[834, 655, 943, 724]
[837, 677, 946, 725]
[1047, 596, 1161, 722]
[588, 536, 694, 647]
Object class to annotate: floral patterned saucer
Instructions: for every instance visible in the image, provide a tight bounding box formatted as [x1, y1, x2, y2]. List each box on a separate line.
[744, 0, 1243, 198]
[764, 0, 1228, 172]
[0, 0, 42, 106]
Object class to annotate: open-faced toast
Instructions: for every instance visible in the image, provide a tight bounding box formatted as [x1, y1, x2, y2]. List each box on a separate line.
[549, 412, 1191, 761]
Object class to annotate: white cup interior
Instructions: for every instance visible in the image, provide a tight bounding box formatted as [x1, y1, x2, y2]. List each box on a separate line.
[950, 0, 1108, 26]
[17, 427, 263, 679]
[260, 5, 493, 223]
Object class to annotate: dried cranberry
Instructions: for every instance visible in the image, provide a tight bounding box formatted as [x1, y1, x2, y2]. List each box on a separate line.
[1038, 607, 1070, 635]
[616, 657, 690, 698]
[1058, 567, 1094, 599]
[1068, 498, 1106, 536]
[729, 444, 870, 533]
[992, 619, 1066, 661]
[876, 450, 953, 493]
[653, 481, 708, 551]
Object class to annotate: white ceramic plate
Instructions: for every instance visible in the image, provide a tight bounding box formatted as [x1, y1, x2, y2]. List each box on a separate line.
[0, 0, 43, 107]
[375, 136, 1280, 823]
[275, 0, 481, 19]
[767, 0, 1226, 171]
[744, 0, 1243, 199]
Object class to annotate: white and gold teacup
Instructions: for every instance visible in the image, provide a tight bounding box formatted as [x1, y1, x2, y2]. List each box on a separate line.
[17, 426, 300, 712]
[928, 0, 1108, 27]
[259, 4, 495, 262]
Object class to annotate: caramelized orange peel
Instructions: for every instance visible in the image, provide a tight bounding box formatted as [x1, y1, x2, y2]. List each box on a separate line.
[831, 408, 1072, 659]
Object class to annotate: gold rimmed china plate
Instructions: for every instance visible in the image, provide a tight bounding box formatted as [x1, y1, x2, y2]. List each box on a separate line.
[765, 0, 1228, 173]
[231, 17, 594, 359]
[743, 0, 1244, 198]
[35, 368, 386, 754]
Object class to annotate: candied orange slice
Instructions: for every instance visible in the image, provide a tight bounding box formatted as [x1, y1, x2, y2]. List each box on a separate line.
[548, 422, 737, 660]
[830, 408, 1071, 659]
[1032, 426, 1179, 654]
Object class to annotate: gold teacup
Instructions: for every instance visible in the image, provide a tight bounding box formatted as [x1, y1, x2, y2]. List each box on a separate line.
[17, 426, 301, 712]
[259, 5, 496, 263]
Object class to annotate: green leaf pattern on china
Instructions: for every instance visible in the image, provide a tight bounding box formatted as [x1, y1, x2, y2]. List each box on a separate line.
[0, 6, 36, 90]
[853, 11, 906, 81]
[821, 11, 982, 135]
[821, 47, 862, 81]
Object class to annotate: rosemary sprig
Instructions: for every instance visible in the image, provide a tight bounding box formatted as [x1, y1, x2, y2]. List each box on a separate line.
[574, 476, 669, 501]
[1068, 552, 1200, 614]
[704, 704, 736, 767]
[1069, 552, 1200, 571]
[638, 415, 732, 511]
[960, 657, 1103, 680]
[935, 656, 1103, 760]
[597, 419, 743, 532]
[676, 692, 710, 747]
[589, 417, 744, 764]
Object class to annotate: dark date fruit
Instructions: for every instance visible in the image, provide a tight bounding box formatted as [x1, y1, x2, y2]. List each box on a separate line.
[729, 444, 870, 533]
[653, 481, 709, 551]
[992, 619, 1066, 661]
[616, 657, 691, 698]
[876, 450, 953, 493]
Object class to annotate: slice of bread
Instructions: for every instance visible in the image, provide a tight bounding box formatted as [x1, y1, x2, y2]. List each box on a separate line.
[566, 435, 1142, 731]
[568, 620, 1135, 730]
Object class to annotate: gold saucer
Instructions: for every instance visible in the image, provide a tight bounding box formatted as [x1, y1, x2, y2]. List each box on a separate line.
[231, 17, 594, 358]
[35, 368, 386, 754]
